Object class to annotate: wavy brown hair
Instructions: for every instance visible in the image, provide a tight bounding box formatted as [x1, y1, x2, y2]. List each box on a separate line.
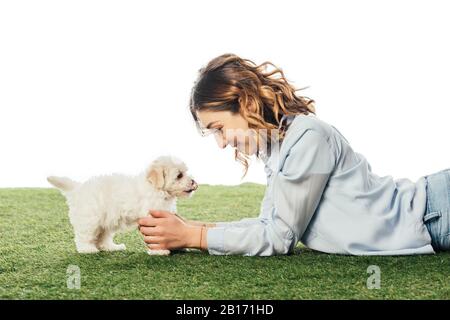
[189, 53, 316, 177]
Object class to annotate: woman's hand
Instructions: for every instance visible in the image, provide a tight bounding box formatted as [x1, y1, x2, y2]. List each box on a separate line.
[138, 210, 201, 250]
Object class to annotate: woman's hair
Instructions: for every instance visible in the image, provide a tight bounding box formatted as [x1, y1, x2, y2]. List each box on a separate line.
[189, 53, 316, 177]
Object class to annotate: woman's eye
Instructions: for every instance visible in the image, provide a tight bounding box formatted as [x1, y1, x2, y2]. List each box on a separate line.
[177, 173, 183, 179]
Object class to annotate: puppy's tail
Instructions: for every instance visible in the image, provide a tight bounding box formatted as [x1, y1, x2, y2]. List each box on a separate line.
[47, 176, 80, 192]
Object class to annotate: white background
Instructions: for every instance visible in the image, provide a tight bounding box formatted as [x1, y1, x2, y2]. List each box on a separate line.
[0, 0, 449, 188]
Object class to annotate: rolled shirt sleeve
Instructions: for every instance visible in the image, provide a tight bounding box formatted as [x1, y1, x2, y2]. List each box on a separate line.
[207, 129, 336, 256]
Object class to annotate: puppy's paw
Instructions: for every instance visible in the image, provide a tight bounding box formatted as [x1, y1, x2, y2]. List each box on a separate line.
[146, 249, 171, 256]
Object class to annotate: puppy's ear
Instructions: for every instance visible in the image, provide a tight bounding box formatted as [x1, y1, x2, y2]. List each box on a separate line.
[147, 164, 165, 189]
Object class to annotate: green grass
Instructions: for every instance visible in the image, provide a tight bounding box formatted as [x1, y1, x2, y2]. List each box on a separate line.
[0, 184, 449, 299]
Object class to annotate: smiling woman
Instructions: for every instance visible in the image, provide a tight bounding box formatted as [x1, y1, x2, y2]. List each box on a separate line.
[137, 53, 450, 257]
[189, 53, 315, 176]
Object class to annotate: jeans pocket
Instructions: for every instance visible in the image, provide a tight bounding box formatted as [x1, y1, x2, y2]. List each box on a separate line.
[423, 211, 441, 222]
[423, 211, 442, 251]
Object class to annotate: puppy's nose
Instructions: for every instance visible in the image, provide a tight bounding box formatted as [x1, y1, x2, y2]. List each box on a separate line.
[191, 179, 198, 190]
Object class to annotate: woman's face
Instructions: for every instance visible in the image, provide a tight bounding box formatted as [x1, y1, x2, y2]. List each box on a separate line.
[196, 110, 258, 155]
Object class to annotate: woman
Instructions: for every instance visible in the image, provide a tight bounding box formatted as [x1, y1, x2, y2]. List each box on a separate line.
[138, 53, 450, 256]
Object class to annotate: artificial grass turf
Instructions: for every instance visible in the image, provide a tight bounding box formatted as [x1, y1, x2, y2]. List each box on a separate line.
[0, 184, 449, 299]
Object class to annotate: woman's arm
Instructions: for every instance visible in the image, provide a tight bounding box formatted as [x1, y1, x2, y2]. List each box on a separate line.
[206, 129, 336, 256]
[138, 212, 262, 250]
[140, 214, 263, 249]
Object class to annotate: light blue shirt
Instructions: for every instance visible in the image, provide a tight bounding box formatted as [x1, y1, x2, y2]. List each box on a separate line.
[207, 113, 434, 256]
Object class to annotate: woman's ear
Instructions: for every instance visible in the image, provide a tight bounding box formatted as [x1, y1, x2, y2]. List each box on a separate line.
[147, 165, 165, 189]
[248, 101, 258, 113]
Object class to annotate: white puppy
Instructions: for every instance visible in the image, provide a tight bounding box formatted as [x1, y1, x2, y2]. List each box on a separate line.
[47, 156, 198, 255]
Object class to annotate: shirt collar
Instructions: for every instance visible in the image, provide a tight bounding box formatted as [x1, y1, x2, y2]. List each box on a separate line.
[260, 114, 295, 168]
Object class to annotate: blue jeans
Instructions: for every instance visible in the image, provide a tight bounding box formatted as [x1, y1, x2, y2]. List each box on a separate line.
[423, 168, 450, 252]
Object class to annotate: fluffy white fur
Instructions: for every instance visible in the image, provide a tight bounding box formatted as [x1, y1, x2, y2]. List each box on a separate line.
[47, 156, 197, 255]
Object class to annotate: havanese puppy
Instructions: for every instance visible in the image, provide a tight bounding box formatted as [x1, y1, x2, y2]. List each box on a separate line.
[47, 156, 198, 255]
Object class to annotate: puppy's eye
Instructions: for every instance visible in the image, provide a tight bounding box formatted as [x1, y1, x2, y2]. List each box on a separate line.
[177, 173, 183, 179]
